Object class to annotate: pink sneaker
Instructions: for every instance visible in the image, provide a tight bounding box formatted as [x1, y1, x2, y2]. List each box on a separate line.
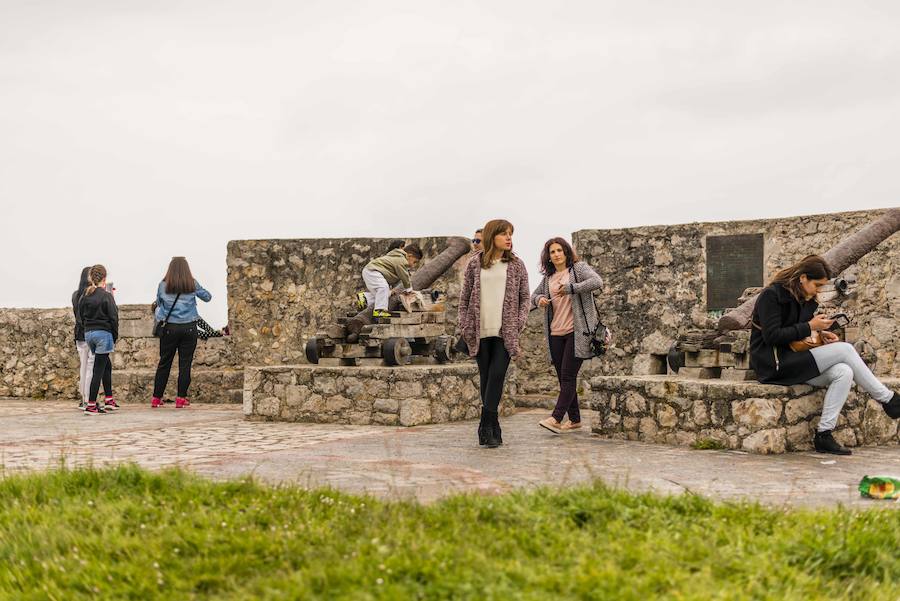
[175, 397, 189, 409]
[104, 397, 119, 410]
[151, 397, 163, 408]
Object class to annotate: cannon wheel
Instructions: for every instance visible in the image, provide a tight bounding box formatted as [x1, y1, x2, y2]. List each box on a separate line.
[435, 335, 452, 363]
[666, 343, 683, 374]
[305, 338, 321, 364]
[383, 337, 411, 366]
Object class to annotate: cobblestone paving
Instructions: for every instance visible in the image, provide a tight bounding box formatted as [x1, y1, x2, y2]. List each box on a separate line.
[2, 399, 900, 507]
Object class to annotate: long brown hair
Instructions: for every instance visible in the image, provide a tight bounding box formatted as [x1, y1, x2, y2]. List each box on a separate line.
[480, 219, 516, 269]
[164, 257, 195, 295]
[769, 255, 832, 302]
[85, 264, 107, 296]
[539, 237, 579, 276]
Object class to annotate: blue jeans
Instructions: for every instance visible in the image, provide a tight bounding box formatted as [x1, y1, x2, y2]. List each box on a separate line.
[85, 330, 114, 354]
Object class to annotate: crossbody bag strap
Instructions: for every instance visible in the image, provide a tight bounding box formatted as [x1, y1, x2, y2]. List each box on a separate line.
[162, 293, 181, 323]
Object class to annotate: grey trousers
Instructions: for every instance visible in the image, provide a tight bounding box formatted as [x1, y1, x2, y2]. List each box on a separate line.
[807, 342, 893, 432]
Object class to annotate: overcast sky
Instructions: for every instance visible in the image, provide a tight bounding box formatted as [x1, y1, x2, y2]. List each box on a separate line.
[2, 0, 899, 326]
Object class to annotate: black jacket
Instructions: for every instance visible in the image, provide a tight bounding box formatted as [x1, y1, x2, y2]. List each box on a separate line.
[71, 289, 86, 342]
[78, 289, 119, 342]
[749, 283, 820, 385]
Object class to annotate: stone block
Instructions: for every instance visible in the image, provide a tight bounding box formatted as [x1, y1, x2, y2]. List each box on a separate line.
[400, 398, 432, 426]
[624, 391, 647, 414]
[785, 422, 813, 451]
[784, 394, 822, 424]
[677, 367, 721, 379]
[741, 428, 786, 454]
[373, 398, 399, 414]
[692, 401, 709, 427]
[720, 368, 756, 382]
[731, 398, 782, 429]
[255, 396, 280, 418]
[657, 405, 678, 428]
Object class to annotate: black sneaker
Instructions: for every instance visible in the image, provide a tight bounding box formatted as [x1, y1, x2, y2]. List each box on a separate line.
[84, 403, 107, 415]
[813, 430, 852, 455]
[882, 392, 900, 419]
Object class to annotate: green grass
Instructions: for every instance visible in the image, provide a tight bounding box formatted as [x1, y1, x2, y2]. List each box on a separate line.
[691, 438, 728, 450]
[0, 465, 898, 600]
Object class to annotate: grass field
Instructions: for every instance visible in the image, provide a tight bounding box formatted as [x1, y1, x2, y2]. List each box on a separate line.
[0, 464, 898, 600]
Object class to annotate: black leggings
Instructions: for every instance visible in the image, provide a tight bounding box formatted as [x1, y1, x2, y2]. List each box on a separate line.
[475, 337, 511, 412]
[153, 321, 199, 398]
[549, 333, 583, 423]
[88, 353, 111, 403]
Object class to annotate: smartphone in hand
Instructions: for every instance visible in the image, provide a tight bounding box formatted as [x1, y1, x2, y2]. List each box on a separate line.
[827, 313, 850, 331]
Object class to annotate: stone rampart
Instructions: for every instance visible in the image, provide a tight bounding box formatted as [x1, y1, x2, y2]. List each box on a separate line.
[561, 208, 900, 388]
[0, 304, 239, 402]
[590, 375, 900, 453]
[226, 237, 470, 367]
[243, 364, 514, 425]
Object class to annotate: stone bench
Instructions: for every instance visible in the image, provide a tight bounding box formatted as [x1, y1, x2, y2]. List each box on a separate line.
[243, 364, 514, 425]
[589, 375, 900, 454]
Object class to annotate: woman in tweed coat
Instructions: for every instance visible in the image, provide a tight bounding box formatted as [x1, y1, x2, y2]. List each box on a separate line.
[457, 219, 530, 449]
[530, 238, 603, 434]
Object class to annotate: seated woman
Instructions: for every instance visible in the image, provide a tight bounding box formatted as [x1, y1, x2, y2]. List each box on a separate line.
[750, 255, 900, 455]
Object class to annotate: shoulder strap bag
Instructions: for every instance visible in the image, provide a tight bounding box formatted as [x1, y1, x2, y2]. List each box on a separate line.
[572, 267, 610, 357]
[153, 293, 181, 338]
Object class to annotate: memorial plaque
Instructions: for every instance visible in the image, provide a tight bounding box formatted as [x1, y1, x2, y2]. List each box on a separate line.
[706, 234, 764, 311]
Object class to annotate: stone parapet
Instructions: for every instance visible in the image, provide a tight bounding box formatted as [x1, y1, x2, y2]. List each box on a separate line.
[589, 375, 900, 454]
[113, 368, 244, 404]
[243, 364, 515, 425]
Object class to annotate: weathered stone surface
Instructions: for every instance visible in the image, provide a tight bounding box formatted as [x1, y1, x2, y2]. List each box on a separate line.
[732, 398, 782, 429]
[742, 428, 787, 454]
[590, 375, 900, 454]
[245, 364, 513, 426]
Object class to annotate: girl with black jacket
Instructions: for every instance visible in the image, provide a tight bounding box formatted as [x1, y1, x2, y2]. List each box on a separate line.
[78, 265, 119, 414]
[750, 255, 899, 454]
[72, 266, 114, 409]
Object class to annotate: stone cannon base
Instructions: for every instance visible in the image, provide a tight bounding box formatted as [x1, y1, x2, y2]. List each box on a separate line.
[590, 375, 900, 454]
[243, 364, 514, 426]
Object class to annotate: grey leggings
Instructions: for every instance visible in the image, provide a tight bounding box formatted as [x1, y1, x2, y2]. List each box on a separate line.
[807, 342, 893, 432]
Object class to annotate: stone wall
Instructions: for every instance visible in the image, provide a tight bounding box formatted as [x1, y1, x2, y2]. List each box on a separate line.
[561, 209, 900, 385]
[226, 237, 470, 367]
[243, 364, 514, 425]
[590, 375, 900, 454]
[0, 304, 239, 402]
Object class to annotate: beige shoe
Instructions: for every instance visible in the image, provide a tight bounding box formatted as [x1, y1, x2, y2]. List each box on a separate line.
[539, 417, 563, 434]
[560, 421, 582, 432]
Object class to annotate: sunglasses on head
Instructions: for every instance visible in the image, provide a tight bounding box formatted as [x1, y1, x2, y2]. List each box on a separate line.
[472, 238, 482, 244]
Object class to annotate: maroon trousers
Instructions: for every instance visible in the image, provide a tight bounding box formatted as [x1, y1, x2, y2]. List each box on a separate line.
[550, 333, 583, 423]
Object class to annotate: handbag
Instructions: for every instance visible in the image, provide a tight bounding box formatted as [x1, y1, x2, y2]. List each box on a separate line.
[153, 293, 181, 338]
[572, 267, 610, 357]
[751, 319, 824, 352]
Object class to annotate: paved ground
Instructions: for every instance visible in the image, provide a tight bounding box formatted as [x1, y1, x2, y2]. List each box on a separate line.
[2, 399, 900, 508]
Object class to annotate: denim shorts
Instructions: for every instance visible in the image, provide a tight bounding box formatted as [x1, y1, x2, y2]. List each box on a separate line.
[85, 330, 114, 354]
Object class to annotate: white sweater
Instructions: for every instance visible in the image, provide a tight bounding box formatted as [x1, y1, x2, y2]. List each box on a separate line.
[479, 260, 508, 338]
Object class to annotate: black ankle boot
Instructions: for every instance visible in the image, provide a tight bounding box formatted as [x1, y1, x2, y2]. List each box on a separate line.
[477, 412, 488, 446]
[492, 412, 503, 446]
[813, 430, 852, 455]
[482, 410, 500, 448]
[882, 392, 900, 419]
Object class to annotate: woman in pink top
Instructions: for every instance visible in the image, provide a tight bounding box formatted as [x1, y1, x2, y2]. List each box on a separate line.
[530, 238, 603, 434]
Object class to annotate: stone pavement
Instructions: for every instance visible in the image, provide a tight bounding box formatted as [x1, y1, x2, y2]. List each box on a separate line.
[2, 399, 900, 508]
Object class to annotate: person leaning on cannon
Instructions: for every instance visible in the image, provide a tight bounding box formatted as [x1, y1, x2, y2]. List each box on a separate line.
[749, 254, 900, 455]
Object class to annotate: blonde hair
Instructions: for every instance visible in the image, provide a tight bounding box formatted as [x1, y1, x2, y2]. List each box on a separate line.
[85, 264, 107, 296]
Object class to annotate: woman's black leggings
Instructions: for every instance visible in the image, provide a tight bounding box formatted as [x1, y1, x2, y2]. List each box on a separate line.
[88, 353, 111, 403]
[153, 321, 199, 398]
[475, 337, 511, 412]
